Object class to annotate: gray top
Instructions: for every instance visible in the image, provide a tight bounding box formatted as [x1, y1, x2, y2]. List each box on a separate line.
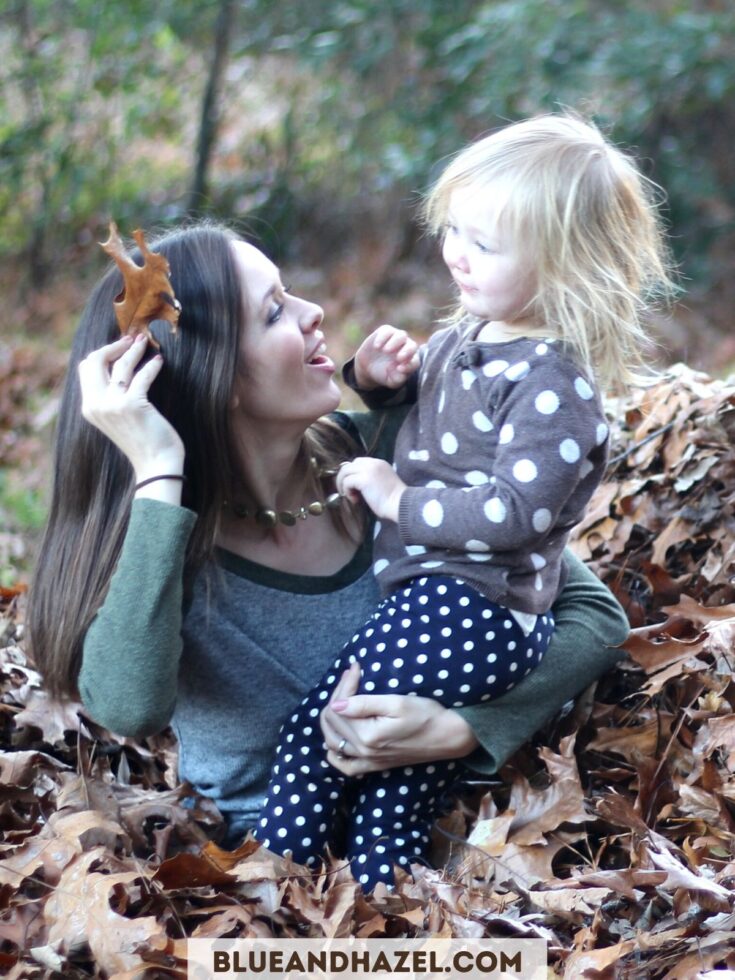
[373, 327, 609, 613]
[176, 546, 379, 821]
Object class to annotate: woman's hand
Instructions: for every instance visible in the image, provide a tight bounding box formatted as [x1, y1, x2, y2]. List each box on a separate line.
[78, 334, 185, 498]
[320, 662, 479, 775]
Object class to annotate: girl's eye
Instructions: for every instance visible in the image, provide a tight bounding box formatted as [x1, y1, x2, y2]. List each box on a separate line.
[476, 241, 493, 254]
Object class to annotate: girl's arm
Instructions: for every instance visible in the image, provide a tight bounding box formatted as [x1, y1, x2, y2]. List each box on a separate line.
[322, 550, 629, 774]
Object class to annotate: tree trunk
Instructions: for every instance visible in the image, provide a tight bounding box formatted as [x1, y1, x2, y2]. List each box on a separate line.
[187, 0, 235, 212]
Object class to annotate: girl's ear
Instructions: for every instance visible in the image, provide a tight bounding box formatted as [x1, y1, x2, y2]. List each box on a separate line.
[230, 393, 240, 410]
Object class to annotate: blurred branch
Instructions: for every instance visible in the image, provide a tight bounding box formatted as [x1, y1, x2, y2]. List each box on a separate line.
[188, 0, 235, 212]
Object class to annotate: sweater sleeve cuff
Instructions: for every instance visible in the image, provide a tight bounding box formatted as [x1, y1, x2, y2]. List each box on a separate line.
[342, 357, 418, 409]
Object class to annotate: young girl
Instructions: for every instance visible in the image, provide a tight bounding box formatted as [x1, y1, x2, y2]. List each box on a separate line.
[256, 114, 673, 888]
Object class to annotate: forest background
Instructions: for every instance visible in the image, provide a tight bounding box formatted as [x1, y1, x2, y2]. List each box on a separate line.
[1, 0, 734, 574]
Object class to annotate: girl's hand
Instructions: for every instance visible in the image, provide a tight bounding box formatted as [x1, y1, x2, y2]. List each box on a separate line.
[353, 325, 420, 390]
[320, 662, 479, 775]
[78, 334, 185, 498]
[336, 457, 406, 522]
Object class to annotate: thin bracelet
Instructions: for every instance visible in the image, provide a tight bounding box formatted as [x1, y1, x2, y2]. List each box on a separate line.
[134, 474, 187, 491]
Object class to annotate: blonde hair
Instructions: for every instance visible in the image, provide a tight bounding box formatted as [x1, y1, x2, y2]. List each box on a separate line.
[423, 113, 677, 390]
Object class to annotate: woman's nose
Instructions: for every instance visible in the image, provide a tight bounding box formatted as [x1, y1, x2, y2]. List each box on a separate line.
[300, 300, 324, 334]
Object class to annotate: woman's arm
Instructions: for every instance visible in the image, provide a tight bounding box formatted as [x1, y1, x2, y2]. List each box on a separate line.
[76, 336, 194, 737]
[78, 499, 195, 737]
[322, 551, 628, 774]
[457, 550, 629, 773]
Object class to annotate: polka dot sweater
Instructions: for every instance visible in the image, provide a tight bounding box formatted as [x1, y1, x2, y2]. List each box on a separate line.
[353, 325, 609, 615]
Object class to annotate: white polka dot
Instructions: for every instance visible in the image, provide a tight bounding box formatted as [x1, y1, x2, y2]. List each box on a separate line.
[393, 657, 404, 668]
[505, 360, 530, 381]
[422, 499, 443, 527]
[484, 497, 506, 523]
[441, 432, 459, 454]
[408, 449, 429, 461]
[533, 508, 552, 532]
[277, 828, 287, 838]
[512, 459, 537, 482]
[373, 521, 382, 540]
[416, 653, 428, 663]
[373, 558, 389, 575]
[466, 470, 490, 485]
[472, 411, 493, 432]
[580, 459, 594, 479]
[560, 438, 580, 463]
[498, 423, 514, 444]
[535, 343, 549, 355]
[421, 560, 444, 568]
[405, 544, 427, 556]
[483, 359, 509, 377]
[465, 539, 490, 552]
[487, 674, 497, 684]
[438, 669, 449, 679]
[596, 422, 609, 445]
[535, 573, 543, 591]
[530, 553, 546, 570]
[438, 389, 445, 412]
[388, 678, 399, 688]
[535, 389, 559, 414]
[412, 674, 424, 684]
[461, 369, 476, 390]
[575, 377, 594, 399]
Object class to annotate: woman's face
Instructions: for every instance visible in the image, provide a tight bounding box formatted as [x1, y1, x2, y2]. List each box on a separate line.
[231, 241, 341, 429]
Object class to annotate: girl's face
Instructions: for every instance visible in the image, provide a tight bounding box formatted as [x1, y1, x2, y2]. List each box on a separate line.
[442, 183, 537, 328]
[231, 241, 341, 428]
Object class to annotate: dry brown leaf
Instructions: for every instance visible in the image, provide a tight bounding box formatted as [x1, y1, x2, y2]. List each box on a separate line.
[100, 222, 181, 347]
[44, 848, 166, 975]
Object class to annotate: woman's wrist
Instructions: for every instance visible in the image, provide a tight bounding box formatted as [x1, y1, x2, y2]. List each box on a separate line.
[133, 452, 186, 504]
[438, 708, 480, 760]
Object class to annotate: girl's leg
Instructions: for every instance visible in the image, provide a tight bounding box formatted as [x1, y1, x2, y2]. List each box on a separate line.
[345, 759, 459, 889]
[256, 667, 347, 864]
[340, 576, 555, 886]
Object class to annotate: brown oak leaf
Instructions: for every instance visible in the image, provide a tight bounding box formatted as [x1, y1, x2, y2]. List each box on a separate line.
[100, 222, 181, 348]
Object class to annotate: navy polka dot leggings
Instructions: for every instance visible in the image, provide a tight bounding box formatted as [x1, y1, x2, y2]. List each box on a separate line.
[256, 576, 554, 890]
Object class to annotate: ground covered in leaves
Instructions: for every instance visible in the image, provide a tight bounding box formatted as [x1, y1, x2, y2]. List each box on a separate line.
[2, 364, 735, 978]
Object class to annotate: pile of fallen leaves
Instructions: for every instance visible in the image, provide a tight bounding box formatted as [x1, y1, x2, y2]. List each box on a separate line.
[2, 364, 735, 979]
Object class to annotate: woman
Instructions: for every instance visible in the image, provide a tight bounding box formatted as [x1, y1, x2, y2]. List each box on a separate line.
[28, 223, 628, 855]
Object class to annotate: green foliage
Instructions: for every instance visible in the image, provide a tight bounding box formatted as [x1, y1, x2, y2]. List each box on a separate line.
[233, 0, 734, 282]
[0, 0, 733, 296]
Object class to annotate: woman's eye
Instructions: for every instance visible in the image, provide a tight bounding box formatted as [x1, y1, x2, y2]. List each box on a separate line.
[266, 285, 291, 325]
[267, 302, 284, 325]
